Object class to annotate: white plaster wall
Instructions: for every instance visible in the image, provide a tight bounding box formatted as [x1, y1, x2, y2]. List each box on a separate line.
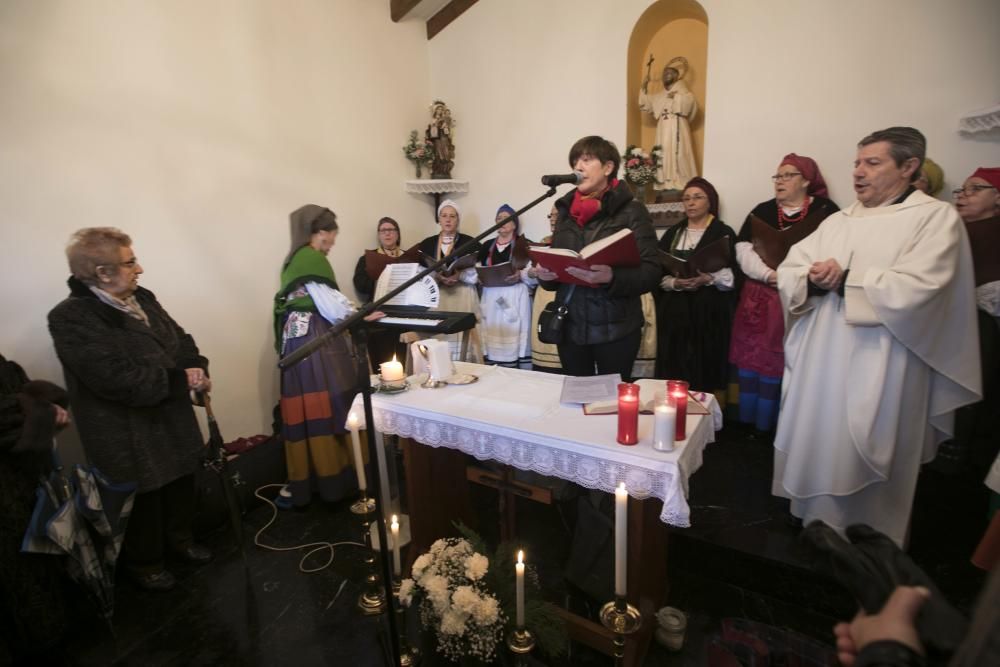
[0, 0, 431, 445]
[2, 0, 997, 455]
[428, 0, 1000, 240]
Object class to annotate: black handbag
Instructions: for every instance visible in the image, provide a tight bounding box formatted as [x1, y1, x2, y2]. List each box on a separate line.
[537, 285, 575, 344]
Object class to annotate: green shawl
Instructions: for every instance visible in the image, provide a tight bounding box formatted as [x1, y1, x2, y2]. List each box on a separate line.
[273, 245, 339, 351]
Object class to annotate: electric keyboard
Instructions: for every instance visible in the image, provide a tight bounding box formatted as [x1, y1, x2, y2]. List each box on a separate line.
[371, 307, 476, 334]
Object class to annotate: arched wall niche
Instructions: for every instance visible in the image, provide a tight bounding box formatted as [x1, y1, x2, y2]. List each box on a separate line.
[626, 0, 708, 200]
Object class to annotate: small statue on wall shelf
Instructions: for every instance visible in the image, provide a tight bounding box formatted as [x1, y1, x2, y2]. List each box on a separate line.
[426, 100, 455, 179]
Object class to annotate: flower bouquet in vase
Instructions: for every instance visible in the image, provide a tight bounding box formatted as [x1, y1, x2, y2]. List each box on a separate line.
[399, 524, 565, 666]
[622, 144, 661, 202]
[403, 130, 435, 179]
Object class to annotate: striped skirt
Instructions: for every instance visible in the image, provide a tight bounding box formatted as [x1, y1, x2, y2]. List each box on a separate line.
[280, 316, 367, 506]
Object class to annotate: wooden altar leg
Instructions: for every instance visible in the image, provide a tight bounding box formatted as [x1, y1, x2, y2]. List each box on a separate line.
[624, 495, 670, 667]
[401, 437, 476, 564]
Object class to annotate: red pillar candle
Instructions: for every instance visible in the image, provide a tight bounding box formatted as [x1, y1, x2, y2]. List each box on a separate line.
[617, 383, 640, 445]
[667, 380, 689, 441]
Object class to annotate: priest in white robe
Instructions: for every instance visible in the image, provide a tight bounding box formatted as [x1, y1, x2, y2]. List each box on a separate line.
[772, 127, 982, 546]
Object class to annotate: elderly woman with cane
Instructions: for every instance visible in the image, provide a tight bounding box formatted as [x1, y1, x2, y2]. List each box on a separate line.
[48, 227, 213, 592]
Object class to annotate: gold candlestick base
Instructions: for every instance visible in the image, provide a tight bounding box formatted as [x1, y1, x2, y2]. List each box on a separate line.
[507, 627, 536, 654]
[600, 597, 642, 666]
[350, 495, 376, 515]
[352, 493, 386, 615]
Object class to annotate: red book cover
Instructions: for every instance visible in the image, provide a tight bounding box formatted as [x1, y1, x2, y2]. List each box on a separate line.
[528, 229, 641, 287]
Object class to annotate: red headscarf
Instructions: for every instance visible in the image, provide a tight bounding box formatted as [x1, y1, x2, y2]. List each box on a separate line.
[971, 167, 1000, 191]
[683, 177, 720, 218]
[779, 153, 829, 199]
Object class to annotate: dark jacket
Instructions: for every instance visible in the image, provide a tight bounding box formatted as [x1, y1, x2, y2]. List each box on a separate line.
[353, 254, 375, 304]
[47, 277, 208, 492]
[541, 181, 661, 345]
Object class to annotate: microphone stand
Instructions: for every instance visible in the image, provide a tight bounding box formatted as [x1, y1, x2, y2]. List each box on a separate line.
[278, 185, 559, 666]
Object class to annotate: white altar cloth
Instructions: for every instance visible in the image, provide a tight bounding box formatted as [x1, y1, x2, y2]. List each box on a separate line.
[349, 363, 718, 527]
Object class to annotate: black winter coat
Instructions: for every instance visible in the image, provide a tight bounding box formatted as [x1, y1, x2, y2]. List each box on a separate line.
[47, 278, 208, 492]
[541, 181, 661, 345]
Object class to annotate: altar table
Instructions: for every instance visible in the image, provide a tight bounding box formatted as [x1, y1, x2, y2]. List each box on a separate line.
[349, 363, 720, 666]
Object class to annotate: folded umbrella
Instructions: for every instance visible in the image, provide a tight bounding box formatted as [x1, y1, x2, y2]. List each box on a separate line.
[197, 392, 247, 564]
[22, 446, 135, 623]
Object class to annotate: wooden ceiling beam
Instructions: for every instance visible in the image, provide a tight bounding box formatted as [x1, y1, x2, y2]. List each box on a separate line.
[426, 0, 479, 40]
[390, 0, 423, 23]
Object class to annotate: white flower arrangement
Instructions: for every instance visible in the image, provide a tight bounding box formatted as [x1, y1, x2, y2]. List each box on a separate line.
[622, 144, 662, 186]
[399, 537, 506, 663]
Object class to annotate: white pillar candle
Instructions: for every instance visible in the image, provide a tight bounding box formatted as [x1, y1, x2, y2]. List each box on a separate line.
[380, 355, 405, 382]
[614, 482, 628, 598]
[374, 431, 393, 515]
[652, 402, 676, 452]
[347, 412, 367, 491]
[390, 514, 401, 577]
[515, 550, 525, 628]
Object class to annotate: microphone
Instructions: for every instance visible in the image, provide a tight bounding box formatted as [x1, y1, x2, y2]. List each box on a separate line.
[540, 172, 583, 187]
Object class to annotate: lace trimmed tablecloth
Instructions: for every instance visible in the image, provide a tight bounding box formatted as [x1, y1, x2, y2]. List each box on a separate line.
[350, 363, 719, 527]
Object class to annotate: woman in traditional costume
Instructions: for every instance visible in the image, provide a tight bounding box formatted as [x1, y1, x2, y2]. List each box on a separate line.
[655, 177, 737, 400]
[729, 154, 838, 432]
[352, 216, 409, 368]
[275, 205, 368, 507]
[953, 168, 1000, 482]
[477, 204, 535, 368]
[417, 199, 482, 361]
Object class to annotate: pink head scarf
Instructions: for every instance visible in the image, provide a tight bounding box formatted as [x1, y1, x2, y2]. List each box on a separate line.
[779, 153, 829, 199]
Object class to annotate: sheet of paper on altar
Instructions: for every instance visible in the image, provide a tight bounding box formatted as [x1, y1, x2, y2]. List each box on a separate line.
[559, 374, 621, 404]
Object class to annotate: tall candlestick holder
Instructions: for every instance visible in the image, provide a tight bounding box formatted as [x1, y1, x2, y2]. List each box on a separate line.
[351, 491, 386, 615]
[507, 627, 536, 666]
[392, 580, 417, 666]
[599, 597, 641, 667]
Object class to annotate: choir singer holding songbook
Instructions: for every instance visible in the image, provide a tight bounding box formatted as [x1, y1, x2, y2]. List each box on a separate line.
[534, 135, 661, 379]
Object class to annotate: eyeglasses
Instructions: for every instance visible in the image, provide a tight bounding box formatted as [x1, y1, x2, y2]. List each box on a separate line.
[378, 227, 397, 233]
[771, 172, 802, 182]
[681, 194, 707, 203]
[952, 185, 997, 198]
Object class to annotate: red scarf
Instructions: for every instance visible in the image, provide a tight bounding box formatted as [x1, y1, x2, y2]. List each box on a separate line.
[570, 179, 619, 227]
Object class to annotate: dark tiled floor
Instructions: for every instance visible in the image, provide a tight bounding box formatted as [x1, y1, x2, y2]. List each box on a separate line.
[63, 428, 991, 666]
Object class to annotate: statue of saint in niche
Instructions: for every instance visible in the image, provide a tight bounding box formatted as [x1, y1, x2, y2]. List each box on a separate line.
[639, 57, 698, 192]
[426, 100, 455, 179]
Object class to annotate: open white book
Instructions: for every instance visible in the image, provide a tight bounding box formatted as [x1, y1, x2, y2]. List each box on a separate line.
[374, 263, 440, 308]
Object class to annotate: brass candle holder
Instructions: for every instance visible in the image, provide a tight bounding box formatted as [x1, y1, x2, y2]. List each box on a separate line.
[392, 580, 417, 666]
[350, 491, 386, 615]
[599, 596, 641, 667]
[507, 627, 536, 666]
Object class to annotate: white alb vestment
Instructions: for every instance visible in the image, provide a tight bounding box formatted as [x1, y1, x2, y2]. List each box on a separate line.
[773, 190, 981, 546]
[638, 81, 698, 190]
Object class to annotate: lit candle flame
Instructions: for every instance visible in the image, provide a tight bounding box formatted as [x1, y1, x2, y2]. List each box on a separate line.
[517, 549, 524, 564]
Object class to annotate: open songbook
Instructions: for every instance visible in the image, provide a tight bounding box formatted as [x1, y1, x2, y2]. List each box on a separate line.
[374, 263, 440, 308]
[529, 228, 641, 287]
[363, 245, 422, 282]
[476, 261, 519, 287]
[749, 214, 824, 270]
[419, 250, 478, 277]
[581, 379, 712, 415]
[660, 236, 731, 279]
